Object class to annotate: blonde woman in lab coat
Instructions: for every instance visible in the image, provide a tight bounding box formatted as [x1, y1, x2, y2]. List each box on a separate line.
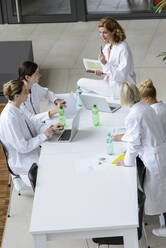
[18, 61, 66, 122]
[115, 82, 166, 220]
[0, 80, 63, 188]
[137, 78, 166, 138]
[137, 78, 166, 237]
[77, 17, 136, 99]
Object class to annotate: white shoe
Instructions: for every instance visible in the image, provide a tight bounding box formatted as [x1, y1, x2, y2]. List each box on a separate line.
[152, 227, 166, 237]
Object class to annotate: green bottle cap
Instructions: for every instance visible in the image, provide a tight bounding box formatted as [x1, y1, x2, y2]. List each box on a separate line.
[60, 106, 63, 109]
[93, 104, 97, 107]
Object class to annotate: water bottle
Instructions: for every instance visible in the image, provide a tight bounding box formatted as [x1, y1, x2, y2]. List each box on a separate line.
[106, 132, 114, 155]
[76, 86, 83, 107]
[58, 106, 66, 127]
[92, 104, 100, 126]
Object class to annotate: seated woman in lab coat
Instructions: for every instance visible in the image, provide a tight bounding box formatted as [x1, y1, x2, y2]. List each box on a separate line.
[137, 78, 166, 138]
[0, 80, 63, 188]
[77, 16, 136, 99]
[18, 61, 66, 122]
[114, 82, 166, 235]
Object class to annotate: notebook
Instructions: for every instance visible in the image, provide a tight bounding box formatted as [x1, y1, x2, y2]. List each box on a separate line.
[83, 58, 103, 73]
[80, 94, 121, 113]
[112, 154, 125, 165]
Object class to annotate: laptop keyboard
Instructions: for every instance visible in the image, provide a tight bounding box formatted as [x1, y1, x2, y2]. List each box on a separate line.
[58, 129, 71, 141]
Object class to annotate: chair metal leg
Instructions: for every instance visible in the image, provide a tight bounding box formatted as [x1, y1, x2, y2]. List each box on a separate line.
[8, 175, 11, 187]
[159, 214, 165, 227]
[8, 179, 13, 217]
[142, 222, 150, 248]
[139, 239, 143, 248]
[85, 239, 89, 248]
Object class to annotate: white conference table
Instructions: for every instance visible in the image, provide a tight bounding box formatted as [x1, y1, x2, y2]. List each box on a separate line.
[30, 107, 139, 248]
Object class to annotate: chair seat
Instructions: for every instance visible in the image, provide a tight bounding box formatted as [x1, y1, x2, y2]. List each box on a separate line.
[93, 236, 123, 245]
[12, 175, 32, 192]
[28, 163, 38, 191]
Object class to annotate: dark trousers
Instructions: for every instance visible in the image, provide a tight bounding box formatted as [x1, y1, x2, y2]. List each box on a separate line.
[163, 212, 166, 226]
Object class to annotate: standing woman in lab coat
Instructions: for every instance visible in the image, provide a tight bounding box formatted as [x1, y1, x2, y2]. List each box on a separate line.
[0, 80, 63, 186]
[77, 16, 136, 99]
[137, 78, 166, 237]
[137, 78, 166, 138]
[18, 61, 66, 122]
[115, 82, 166, 218]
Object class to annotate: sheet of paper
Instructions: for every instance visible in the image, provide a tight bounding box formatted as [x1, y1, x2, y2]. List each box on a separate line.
[48, 92, 77, 118]
[111, 127, 126, 135]
[63, 92, 77, 118]
[75, 153, 123, 173]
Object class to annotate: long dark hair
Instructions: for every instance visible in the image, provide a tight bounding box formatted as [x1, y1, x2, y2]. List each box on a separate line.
[18, 61, 38, 80]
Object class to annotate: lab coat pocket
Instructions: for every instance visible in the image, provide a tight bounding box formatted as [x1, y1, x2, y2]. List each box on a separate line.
[154, 145, 166, 181]
[142, 151, 160, 180]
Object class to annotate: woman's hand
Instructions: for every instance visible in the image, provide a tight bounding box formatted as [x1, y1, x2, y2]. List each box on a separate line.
[49, 100, 66, 119]
[95, 70, 103, 76]
[45, 124, 64, 138]
[44, 127, 55, 138]
[113, 134, 124, 142]
[52, 123, 64, 131]
[116, 159, 125, 166]
[98, 53, 107, 65]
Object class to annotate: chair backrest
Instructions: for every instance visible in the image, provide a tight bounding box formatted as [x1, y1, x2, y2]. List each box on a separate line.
[136, 156, 146, 191]
[0, 139, 38, 192]
[0, 139, 19, 178]
[28, 163, 38, 191]
[136, 156, 146, 240]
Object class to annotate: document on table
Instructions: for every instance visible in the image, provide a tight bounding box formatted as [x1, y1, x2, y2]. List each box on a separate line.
[75, 153, 124, 173]
[63, 92, 77, 118]
[111, 127, 126, 135]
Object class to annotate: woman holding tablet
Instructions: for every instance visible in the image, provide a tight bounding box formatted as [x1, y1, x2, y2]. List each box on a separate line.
[77, 16, 136, 99]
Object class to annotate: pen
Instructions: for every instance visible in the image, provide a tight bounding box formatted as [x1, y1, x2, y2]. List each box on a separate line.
[100, 45, 103, 54]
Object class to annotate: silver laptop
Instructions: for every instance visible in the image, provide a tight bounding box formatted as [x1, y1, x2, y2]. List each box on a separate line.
[80, 94, 121, 113]
[57, 110, 80, 142]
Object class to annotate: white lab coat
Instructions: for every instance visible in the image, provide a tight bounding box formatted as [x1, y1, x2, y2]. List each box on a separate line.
[151, 101, 166, 138]
[122, 102, 166, 215]
[20, 83, 57, 122]
[77, 41, 136, 99]
[0, 103, 47, 175]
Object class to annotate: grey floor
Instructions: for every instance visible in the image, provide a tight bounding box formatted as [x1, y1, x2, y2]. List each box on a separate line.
[1, 19, 166, 247]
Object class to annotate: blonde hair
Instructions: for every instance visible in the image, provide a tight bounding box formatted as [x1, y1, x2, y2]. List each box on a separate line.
[3, 80, 24, 101]
[137, 78, 156, 99]
[98, 16, 126, 43]
[120, 82, 141, 106]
